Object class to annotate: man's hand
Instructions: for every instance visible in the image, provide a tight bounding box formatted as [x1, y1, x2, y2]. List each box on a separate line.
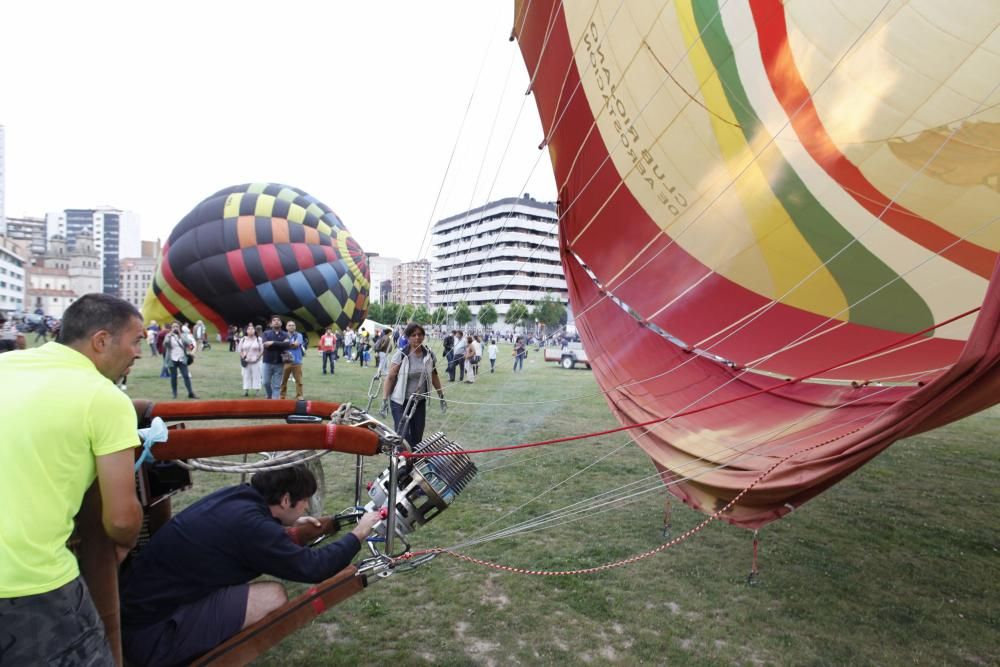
[286, 515, 337, 545]
[351, 511, 382, 542]
[378, 399, 390, 418]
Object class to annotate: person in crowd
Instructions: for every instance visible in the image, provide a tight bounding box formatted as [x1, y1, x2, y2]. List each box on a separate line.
[463, 335, 477, 384]
[334, 330, 343, 359]
[193, 320, 206, 352]
[472, 334, 483, 376]
[0, 312, 21, 353]
[279, 320, 305, 401]
[164, 321, 198, 399]
[155, 326, 170, 378]
[237, 323, 264, 396]
[487, 338, 498, 373]
[119, 466, 380, 667]
[442, 329, 454, 375]
[374, 327, 393, 376]
[358, 328, 371, 366]
[319, 327, 336, 375]
[449, 330, 466, 382]
[147, 320, 160, 356]
[0, 293, 143, 665]
[343, 326, 355, 361]
[381, 323, 446, 445]
[261, 316, 291, 399]
[513, 336, 527, 372]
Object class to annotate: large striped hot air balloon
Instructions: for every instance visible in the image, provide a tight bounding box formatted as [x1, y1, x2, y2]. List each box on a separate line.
[515, 0, 1000, 527]
[143, 183, 369, 338]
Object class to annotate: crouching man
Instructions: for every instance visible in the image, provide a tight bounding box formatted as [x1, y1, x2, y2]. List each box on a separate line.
[119, 466, 380, 667]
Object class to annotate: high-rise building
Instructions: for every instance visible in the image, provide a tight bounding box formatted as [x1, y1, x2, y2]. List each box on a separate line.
[392, 259, 430, 307]
[430, 194, 567, 324]
[120, 239, 161, 313]
[46, 207, 141, 295]
[0, 236, 26, 314]
[5, 215, 47, 257]
[367, 254, 401, 304]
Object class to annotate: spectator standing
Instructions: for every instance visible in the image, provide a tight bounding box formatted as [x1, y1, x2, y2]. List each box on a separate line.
[488, 338, 498, 373]
[279, 321, 305, 400]
[358, 328, 371, 366]
[374, 327, 393, 376]
[472, 334, 483, 376]
[463, 335, 476, 384]
[237, 324, 264, 396]
[344, 327, 356, 361]
[165, 322, 198, 399]
[193, 320, 206, 352]
[261, 316, 290, 399]
[319, 327, 336, 375]
[147, 321, 160, 356]
[450, 332, 466, 382]
[442, 331, 454, 375]
[513, 336, 526, 372]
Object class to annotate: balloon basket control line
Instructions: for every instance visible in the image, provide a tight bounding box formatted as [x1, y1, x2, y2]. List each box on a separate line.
[76, 399, 478, 667]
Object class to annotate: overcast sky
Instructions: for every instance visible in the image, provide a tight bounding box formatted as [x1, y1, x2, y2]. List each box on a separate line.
[0, 1, 557, 261]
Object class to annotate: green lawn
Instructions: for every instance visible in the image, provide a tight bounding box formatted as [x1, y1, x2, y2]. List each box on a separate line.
[115, 339, 998, 665]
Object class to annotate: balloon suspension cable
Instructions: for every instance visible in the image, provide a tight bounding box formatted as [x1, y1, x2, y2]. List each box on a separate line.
[393, 427, 858, 576]
[403, 305, 980, 461]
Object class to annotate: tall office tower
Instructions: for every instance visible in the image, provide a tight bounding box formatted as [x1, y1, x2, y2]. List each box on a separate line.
[46, 207, 141, 295]
[430, 194, 567, 325]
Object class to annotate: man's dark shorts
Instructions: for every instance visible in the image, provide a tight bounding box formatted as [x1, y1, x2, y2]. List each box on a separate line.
[122, 584, 248, 667]
[0, 576, 113, 666]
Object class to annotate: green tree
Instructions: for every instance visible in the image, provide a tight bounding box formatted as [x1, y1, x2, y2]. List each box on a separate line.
[399, 303, 415, 324]
[478, 302, 498, 330]
[454, 300, 472, 327]
[431, 306, 449, 327]
[531, 294, 567, 329]
[505, 300, 529, 327]
[411, 305, 431, 324]
[381, 302, 400, 325]
[367, 301, 383, 323]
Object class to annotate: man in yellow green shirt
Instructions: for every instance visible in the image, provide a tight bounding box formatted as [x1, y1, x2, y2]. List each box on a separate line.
[0, 293, 145, 665]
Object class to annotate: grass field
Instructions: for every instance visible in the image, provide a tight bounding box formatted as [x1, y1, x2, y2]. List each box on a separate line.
[115, 338, 998, 665]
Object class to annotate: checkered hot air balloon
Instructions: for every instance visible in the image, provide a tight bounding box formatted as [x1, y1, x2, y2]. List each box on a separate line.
[142, 183, 369, 338]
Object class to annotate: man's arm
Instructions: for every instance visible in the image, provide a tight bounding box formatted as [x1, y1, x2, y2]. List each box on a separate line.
[95, 448, 142, 555]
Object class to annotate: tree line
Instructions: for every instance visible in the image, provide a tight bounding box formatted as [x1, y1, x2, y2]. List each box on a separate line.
[366, 294, 566, 329]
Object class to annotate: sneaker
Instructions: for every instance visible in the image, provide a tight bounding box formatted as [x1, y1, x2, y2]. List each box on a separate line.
[244, 391, 249, 397]
[188, 394, 198, 399]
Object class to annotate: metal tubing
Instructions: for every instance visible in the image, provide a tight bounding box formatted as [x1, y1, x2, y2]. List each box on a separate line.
[384, 451, 400, 556]
[353, 455, 365, 507]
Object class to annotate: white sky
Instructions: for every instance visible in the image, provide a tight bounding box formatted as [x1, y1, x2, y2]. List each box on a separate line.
[0, 1, 557, 261]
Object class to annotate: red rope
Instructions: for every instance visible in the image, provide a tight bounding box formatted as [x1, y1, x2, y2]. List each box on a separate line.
[394, 428, 860, 575]
[404, 307, 979, 459]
